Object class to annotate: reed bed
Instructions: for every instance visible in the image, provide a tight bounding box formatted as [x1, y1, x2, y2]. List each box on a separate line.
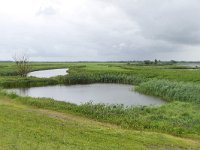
[136, 79, 200, 104]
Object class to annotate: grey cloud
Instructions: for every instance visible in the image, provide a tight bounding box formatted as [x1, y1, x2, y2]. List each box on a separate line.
[36, 6, 57, 16]
[0, 0, 200, 61]
[131, 0, 200, 45]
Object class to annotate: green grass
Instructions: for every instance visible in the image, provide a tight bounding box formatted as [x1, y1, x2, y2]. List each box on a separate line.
[1, 62, 200, 89]
[2, 90, 200, 138]
[136, 79, 200, 103]
[0, 62, 200, 149]
[0, 97, 199, 150]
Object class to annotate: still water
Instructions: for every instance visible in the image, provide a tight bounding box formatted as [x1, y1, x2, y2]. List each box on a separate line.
[8, 84, 165, 106]
[28, 68, 68, 78]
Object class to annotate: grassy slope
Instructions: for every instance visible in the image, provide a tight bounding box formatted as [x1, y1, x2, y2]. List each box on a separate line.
[0, 96, 199, 150]
[3, 91, 199, 138]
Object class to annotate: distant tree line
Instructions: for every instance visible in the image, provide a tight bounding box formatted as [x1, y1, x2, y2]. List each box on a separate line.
[143, 59, 177, 65]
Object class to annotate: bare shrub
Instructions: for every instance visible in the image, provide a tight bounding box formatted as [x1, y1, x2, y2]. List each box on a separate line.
[13, 54, 31, 77]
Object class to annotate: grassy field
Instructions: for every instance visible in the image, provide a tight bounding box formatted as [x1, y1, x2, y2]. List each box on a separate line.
[0, 62, 200, 149]
[0, 95, 199, 150]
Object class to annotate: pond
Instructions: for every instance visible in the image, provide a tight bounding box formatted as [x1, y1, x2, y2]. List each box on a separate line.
[28, 68, 68, 78]
[8, 84, 165, 106]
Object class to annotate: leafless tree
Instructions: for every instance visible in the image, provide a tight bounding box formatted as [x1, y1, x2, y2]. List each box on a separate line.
[13, 53, 31, 77]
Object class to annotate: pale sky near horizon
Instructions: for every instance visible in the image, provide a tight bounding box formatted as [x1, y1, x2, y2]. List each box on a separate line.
[0, 0, 200, 61]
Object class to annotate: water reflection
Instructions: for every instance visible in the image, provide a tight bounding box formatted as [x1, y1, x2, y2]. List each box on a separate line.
[28, 68, 68, 78]
[8, 84, 165, 106]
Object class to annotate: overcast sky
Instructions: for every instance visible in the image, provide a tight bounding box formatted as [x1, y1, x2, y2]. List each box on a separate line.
[0, 0, 200, 61]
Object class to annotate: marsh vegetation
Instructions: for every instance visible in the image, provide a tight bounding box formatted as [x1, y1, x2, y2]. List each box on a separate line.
[0, 62, 200, 149]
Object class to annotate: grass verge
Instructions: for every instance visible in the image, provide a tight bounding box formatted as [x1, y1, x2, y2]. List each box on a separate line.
[0, 96, 199, 150]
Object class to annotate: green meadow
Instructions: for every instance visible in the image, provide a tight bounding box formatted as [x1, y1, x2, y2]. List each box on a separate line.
[0, 62, 200, 149]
